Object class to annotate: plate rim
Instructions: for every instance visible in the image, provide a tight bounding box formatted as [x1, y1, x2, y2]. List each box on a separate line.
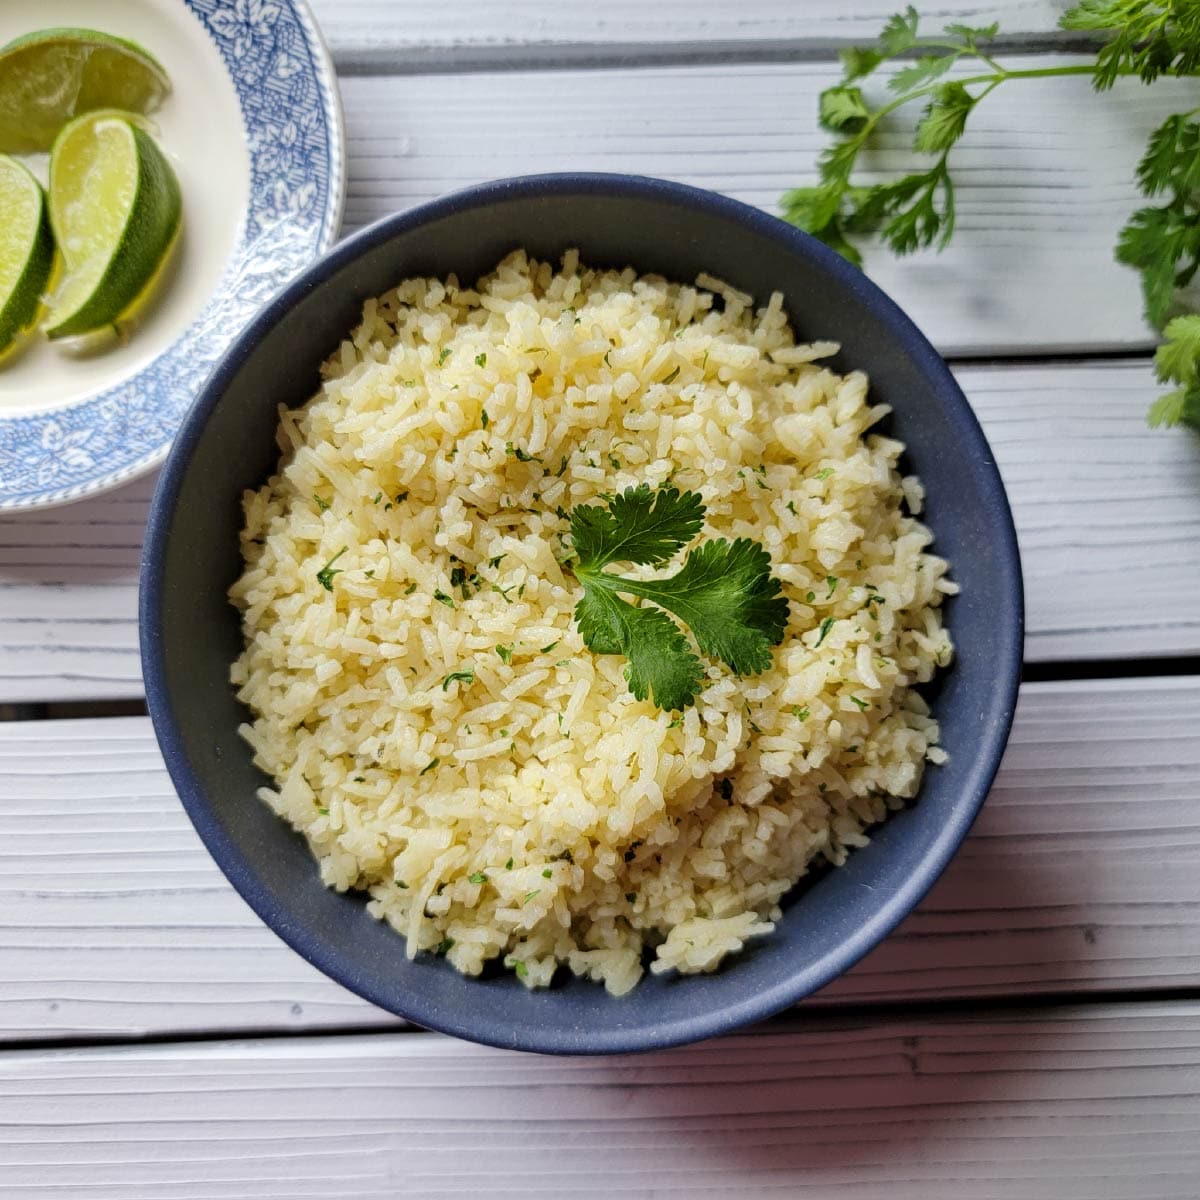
[0, 0, 346, 512]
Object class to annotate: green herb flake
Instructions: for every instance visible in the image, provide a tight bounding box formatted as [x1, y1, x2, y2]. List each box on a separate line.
[510, 958, 529, 979]
[815, 616, 836, 647]
[523, 889, 540, 904]
[442, 668, 475, 691]
[505, 857, 514, 870]
[396, 491, 409, 503]
[364, 569, 375, 578]
[540, 641, 559, 654]
[475, 352, 487, 367]
[480, 408, 490, 429]
[817, 467, 834, 481]
[353, 776, 365, 782]
[663, 365, 680, 384]
[826, 575, 839, 598]
[792, 706, 810, 721]
[468, 872, 488, 885]
[806, 590, 816, 603]
[850, 695, 870, 711]
[437, 937, 455, 954]
[438, 347, 452, 365]
[372, 492, 382, 504]
[542, 868, 553, 878]
[395, 880, 409, 889]
[404, 581, 418, 595]
[495, 644, 514, 665]
[316, 546, 349, 592]
[434, 589, 455, 609]
[313, 494, 330, 512]
[419, 757, 440, 776]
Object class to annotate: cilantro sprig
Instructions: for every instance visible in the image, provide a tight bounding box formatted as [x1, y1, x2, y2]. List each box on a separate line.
[783, 3, 1200, 432]
[568, 485, 789, 711]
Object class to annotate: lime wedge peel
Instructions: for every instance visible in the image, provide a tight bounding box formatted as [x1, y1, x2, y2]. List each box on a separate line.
[0, 27, 170, 154]
[0, 155, 55, 362]
[44, 109, 182, 341]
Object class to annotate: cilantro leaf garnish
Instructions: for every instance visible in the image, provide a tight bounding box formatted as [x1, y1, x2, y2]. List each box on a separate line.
[568, 485, 789, 711]
[316, 547, 348, 592]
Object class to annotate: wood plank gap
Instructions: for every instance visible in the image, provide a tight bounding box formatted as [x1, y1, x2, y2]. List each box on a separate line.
[329, 32, 1100, 76]
[1023, 657, 1200, 684]
[4, 984, 1200, 1057]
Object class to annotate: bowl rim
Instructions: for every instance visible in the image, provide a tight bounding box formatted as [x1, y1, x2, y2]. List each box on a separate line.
[140, 171, 1025, 1054]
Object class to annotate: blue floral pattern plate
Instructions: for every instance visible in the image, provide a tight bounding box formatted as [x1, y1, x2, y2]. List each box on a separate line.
[0, 0, 344, 510]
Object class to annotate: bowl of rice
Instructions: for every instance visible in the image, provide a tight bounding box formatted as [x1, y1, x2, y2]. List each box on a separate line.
[140, 173, 1023, 1054]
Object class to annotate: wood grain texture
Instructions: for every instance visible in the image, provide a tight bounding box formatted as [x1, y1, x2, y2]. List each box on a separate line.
[0, 675, 1197, 1040]
[3, 1004, 1200, 1198]
[1, 361, 1195, 703]
[307, 0, 1068, 58]
[337, 59, 1189, 355]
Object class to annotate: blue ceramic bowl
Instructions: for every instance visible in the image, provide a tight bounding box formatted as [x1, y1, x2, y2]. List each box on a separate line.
[140, 173, 1023, 1055]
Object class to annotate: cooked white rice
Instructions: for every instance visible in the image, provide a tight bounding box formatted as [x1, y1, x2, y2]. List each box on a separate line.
[229, 250, 956, 996]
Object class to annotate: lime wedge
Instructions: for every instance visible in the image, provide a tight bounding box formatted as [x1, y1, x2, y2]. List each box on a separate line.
[0, 27, 170, 154]
[43, 110, 181, 340]
[0, 154, 55, 362]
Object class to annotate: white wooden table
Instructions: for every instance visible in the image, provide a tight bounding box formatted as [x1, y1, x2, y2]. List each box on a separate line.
[3, 3, 1200, 1195]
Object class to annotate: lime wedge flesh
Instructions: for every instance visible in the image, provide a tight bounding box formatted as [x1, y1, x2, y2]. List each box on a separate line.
[0, 154, 55, 361]
[44, 110, 181, 340]
[0, 27, 170, 153]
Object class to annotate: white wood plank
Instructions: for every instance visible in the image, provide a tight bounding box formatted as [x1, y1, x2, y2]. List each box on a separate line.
[337, 60, 1189, 356]
[0, 675, 1197, 1040]
[308, 0, 1067, 57]
[1, 361, 1194, 703]
[3, 1005, 1200, 1198]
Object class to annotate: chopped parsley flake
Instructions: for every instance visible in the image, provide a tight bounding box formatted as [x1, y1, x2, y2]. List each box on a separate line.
[817, 467, 834, 481]
[468, 872, 488, 885]
[792, 706, 810, 720]
[316, 547, 349, 591]
[437, 937, 454, 954]
[353, 776, 365, 782]
[542, 868, 553, 878]
[510, 958, 529, 979]
[395, 880, 408, 889]
[404, 581, 418, 595]
[806, 590, 816, 603]
[663, 366, 680, 384]
[434, 590, 455, 608]
[475, 352, 487, 367]
[495, 644, 514, 664]
[815, 616, 836, 647]
[419, 758, 439, 776]
[372, 492, 382, 504]
[506, 442, 541, 463]
[540, 641, 559, 653]
[480, 409, 490, 429]
[438, 348, 452, 365]
[850, 696, 870, 711]
[505, 858, 514, 870]
[786, 501, 798, 515]
[442, 668, 475, 691]
[313, 494, 330, 512]
[523, 889, 540, 904]
[826, 575, 839, 597]
[396, 491, 409, 503]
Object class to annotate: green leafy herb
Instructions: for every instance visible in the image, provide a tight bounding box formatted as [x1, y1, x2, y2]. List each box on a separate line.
[567, 485, 790, 710]
[792, 705, 811, 720]
[850, 695, 870, 711]
[506, 442, 541, 464]
[481, 408, 490, 429]
[784, 2, 1200, 430]
[542, 867, 553, 878]
[419, 757, 439, 776]
[372, 492, 382, 504]
[437, 937, 455, 954]
[438, 347, 452, 365]
[662, 365, 680, 384]
[396, 491, 409, 503]
[816, 467, 834, 481]
[433, 589, 455, 609]
[815, 616, 836, 647]
[508, 957, 529, 979]
[475, 352, 487, 367]
[495, 643, 514, 665]
[395, 880, 409, 889]
[523, 889, 540, 904]
[540, 641, 559, 653]
[826, 575, 839, 598]
[404, 581, 418, 595]
[442, 668, 475, 691]
[468, 871, 488, 884]
[313, 493, 330, 512]
[505, 857, 514, 870]
[316, 547, 348, 592]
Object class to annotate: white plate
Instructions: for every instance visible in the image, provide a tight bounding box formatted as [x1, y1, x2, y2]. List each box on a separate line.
[0, 0, 344, 509]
